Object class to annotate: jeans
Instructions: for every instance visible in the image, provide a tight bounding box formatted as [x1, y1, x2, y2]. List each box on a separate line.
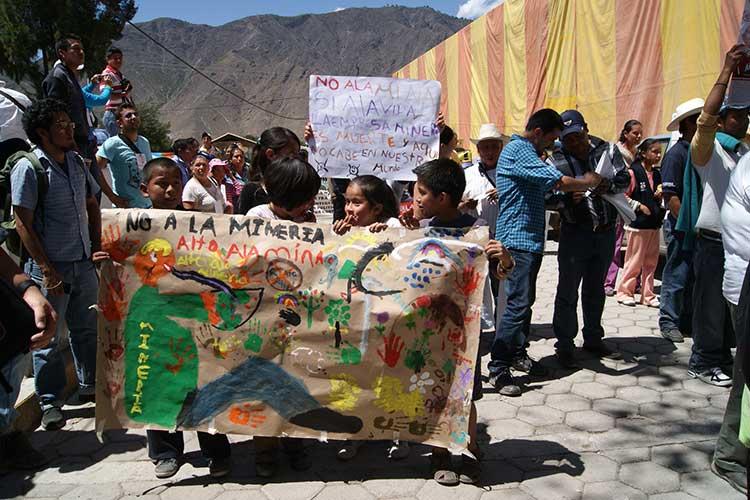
[553, 223, 616, 352]
[689, 235, 735, 372]
[146, 430, 231, 461]
[0, 354, 30, 432]
[103, 110, 118, 138]
[488, 249, 543, 375]
[714, 303, 747, 478]
[26, 259, 99, 410]
[659, 218, 694, 333]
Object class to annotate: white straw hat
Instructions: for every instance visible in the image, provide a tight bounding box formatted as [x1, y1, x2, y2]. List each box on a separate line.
[666, 98, 704, 132]
[471, 123, 504, 144]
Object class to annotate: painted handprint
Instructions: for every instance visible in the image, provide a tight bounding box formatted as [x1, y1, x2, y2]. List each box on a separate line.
[101, 265, 129, 322]
[101, 223, 139, 262]
[378, 332, 405, 367]
[166, 337, 196, 374]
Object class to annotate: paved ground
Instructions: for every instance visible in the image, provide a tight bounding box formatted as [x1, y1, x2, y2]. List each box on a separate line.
[2, 244, 743, 500]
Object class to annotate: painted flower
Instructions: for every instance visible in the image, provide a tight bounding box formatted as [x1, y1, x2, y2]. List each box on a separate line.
[375, 311, 390, 324]
[409, 372, 435, 394]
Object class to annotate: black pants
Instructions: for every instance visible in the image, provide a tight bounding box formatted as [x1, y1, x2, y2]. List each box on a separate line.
[553, 223, 616, 351]
[689, 235, 735, 371]
[146, 430, 230, 461]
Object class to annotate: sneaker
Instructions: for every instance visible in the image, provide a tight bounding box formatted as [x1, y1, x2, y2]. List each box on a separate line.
[459, 455, 481, 484]
[711, 461, 748, 494]
[604, 287, 615, 297]
[337, 440, 362, 461]
[512, 354, 548, 377]
[41, 407, 65, 431]
[645, 298, 660, 308]
[387, 441, 410, 460]
[0, 432, 49, 470]
[208, 457, 231, 478]
[489, 368, 521, 397]
[556, 349, 579, 369]
[660, 329, 684, 343]
[430, 451, 458, 486]
[618, 297, 636, 307]
[688, 367, 732, 387]
[154, 458, 180, 478]
[583, 341, 621, 360]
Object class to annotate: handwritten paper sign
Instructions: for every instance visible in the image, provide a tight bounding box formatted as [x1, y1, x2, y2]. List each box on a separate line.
[308, 75, 441, 180]
[96, 209, 488, 452]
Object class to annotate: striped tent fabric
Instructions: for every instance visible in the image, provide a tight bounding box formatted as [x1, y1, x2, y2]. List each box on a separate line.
[394, 0, 745, 146]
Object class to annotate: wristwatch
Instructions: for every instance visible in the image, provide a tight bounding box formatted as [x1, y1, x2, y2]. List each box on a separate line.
[16, 278, 40, 297]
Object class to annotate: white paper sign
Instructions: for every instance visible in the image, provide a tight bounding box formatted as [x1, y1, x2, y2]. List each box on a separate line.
[308, 75, 441, 181]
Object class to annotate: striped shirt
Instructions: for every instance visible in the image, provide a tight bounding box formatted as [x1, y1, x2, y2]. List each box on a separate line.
[101, 65, 132, 111]
[495, 134, 562, 254]
[10, 148, 100, 262]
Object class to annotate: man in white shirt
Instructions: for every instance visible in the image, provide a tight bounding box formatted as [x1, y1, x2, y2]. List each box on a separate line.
[462, 124, 503, 304]
[686, 45, 749, 389]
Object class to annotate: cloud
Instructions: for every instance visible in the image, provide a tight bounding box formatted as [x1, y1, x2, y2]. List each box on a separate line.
[456, 0, 503, 19]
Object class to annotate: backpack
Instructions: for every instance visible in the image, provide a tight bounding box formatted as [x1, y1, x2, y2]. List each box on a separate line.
[0, 151, 48, 257]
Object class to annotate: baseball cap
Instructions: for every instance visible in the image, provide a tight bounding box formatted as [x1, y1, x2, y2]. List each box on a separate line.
[560, 109, 587, 138]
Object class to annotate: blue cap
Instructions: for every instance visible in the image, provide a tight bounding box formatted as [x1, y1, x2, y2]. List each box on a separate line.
[560, 109, 587, 138]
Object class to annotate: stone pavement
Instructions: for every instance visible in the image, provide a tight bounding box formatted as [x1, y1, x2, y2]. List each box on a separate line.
[2, 245, 743, 500]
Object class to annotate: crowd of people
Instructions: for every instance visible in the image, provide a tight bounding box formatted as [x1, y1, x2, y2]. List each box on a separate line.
[0, 33, 749, 493]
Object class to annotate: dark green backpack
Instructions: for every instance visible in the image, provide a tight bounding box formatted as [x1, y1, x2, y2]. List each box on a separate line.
[0, 151, 48, 257]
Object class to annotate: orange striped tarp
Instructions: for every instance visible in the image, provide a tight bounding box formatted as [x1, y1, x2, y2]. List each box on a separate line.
[394, 0, 745, 147]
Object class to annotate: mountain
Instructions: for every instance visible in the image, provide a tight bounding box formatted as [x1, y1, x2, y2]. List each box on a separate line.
[115, 6, 468, 141]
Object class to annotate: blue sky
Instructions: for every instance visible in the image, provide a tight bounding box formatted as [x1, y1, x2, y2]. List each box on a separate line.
[133, 1, 503, 25]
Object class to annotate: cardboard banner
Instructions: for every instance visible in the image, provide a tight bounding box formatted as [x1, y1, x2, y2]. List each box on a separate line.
[96, 209, 488, 452]
[308, 75, 441, 181]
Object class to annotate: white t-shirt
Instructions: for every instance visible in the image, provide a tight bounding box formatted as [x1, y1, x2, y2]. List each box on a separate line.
[246, 204, 278, 219]
[463, 162, 498, 237]
[183, 177, 225, 214]
[695, 140, 747, 233]
[721, 152, 750, 305]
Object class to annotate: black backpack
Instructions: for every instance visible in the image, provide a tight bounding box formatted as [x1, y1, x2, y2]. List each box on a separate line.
[0, 150, 48, 257]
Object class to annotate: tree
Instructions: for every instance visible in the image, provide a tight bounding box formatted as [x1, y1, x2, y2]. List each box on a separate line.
[0, 0, 137, 94]
[137, 101, 172, 152]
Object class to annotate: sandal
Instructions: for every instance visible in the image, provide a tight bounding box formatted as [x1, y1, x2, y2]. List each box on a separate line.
[430, 451, 459, 486]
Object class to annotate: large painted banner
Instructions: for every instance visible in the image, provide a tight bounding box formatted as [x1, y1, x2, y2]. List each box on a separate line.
[308, 75, 441, 181]
[96, 210, 488, 452]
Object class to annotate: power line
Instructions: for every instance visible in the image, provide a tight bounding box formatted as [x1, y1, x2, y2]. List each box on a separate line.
[163, 96, 308, 112]
[125, 20, 307, 121]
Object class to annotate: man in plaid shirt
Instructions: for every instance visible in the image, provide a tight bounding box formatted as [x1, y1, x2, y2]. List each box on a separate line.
[489, 109, 601, 396]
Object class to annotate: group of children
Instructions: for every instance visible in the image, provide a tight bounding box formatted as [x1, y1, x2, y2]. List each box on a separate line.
[131, 123, 513, 486]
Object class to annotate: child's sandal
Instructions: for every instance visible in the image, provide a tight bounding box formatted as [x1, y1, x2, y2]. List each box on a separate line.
[430, 452, 459, 486]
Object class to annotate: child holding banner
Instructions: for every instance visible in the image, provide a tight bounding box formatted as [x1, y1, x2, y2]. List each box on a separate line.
[246, 156, 321, 476]
[331, 175, 411, 460]
[411, 158, 513, 485]
[136, 157, 233, 479]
